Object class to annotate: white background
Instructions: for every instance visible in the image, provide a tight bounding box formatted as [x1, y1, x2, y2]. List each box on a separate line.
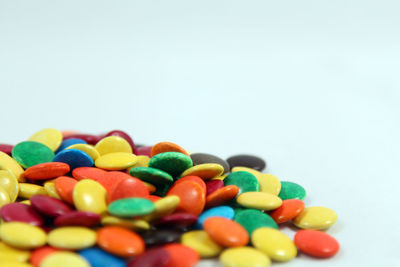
[1, 1, 400, 266]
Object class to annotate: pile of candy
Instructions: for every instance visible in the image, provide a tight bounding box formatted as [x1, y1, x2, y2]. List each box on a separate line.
[0, 128, 339, 267]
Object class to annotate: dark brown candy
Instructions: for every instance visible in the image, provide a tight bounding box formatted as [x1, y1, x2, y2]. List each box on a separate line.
[226, 154, 266, 171]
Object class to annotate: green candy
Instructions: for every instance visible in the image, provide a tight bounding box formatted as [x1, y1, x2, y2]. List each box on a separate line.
[108, 198, 155, 217]
[224, 171, 259, 195]
[148, 152, 193, 178]
[130, 167, 174, 185]
[11, 141, 55, 168]
[234, 209, 278, 235]
[278, 181, 306, 200]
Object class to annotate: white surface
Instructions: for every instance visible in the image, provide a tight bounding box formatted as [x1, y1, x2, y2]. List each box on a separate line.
[1, 1, 400, 266]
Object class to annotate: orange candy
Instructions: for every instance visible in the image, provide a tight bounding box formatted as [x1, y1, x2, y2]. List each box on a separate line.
[95, 171, 129, 193]
[269, 199, 305, 224]
[97, 226, 145, 257]
[205, 185, 239, 208]
[150, 142, 190, 157]
[108, 177, 149, 203]
[30, 246, 60, 267]
[72, 167, 107, 181]
[146, 195, 162, 202]
[167, 180, 205, 216]
[163, 243, 200, 267]
[203, 217, 249, 247]
[54, 176, 78, 205]
[174, 176, 206, 192]
[24, 162, 70, 180]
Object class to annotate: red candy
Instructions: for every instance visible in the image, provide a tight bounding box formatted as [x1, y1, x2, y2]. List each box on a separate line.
[54, 211, 101, 227]
[24, 162, 70, 180]
[167, 180, 205, 216]
[30, 195, 73, 218]
[0, 143, 13, 155]
[269, 199, 305, 224]
[72, 167, 107, 181]
[108, 177, 149, 203]
[154, 213, 198, 229]
[205, 179, 224, 195]
[136, 146, 152, 156]
[128, 248, 170, 267]
[0, 203, 44, 226]
[294, 230, 340, 258]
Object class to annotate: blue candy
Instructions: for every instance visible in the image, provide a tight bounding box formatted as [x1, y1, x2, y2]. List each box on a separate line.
[196, 206, 235, 228]
[79, 247, 125, 267]
[56, 138, 87, 153]
[53, 149, 93, 170]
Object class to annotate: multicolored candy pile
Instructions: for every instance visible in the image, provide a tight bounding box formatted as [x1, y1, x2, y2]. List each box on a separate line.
[0, 128, 340, 267]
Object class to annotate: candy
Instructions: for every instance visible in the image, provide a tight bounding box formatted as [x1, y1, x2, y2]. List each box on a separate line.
[278, 181, 306, 200]
[29, 128, 63, 152]
[24, 162, 70, 180]
[53, 149, 94, 170]
[79, 247, 126, 267]
[48, 226, 97, 249]
[234, 209, 278, 235]
[226, 154, 266, 171]
[181, 230, 223, 258]
[293, 206, 338, 230]
[252, 227, 297, 262]
[0, 202, 44, 226]
[108, 197, 155, 217]
[269, 199, 305, 224]
[30, 195, 73, 217]
[223, 171, 259, 195]
[294, 230, 339, 258]
[97, 226, 145, 257]
[203, 217, 249, 247]
[166, 180, 205, 216]
[0, 128, 340, 266]
[40, 251, 90, 267]
[0, 170, 19, 201]
[95, 136, 132, 155]
[73, 179, 107, 215]
[236, 192, 282, 210]
[0, 222, 47, 249]
[220, 247, 271, 267]
[12, 141, 54, 168]
[149, 152, 193, 178]
[190, 153, 230, 174]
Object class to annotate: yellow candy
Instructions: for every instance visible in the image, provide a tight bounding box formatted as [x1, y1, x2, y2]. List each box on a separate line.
[0, 152, 25, 182]
[0, 222, 47, 249]
[143, 196, 180, 221]
[48, 227, 97, 249]
[95, 152, 137, 170]
[129, 155, 150, 169]
[220, 247, 271, 267]
[293, 206, 338, 230]
[251, 228, 297, 262]
[19, 200, 31, 205]
[0, 170, 19, 201]
[95, 136, 132, 155]
[44, 181, 61, 199]
[66, 144, 100, 161]
[101, 216, 150, 231]
[0, 186, 11, 208]
[18, 184, 47, 199]
[181, 230, 223, 258]
[232, 167, 281, 195]
[236, 192, 282, 211]
[142, 181, 156, 194]
[180, 164, 224, 180]
[0, 242, 31, 262]
[40, 251, 90, 267]
[73, 179, 107, 215]
[1, 262, 33, 267]
[29, 128, 62, 152]
[211, 174, 227, 180]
